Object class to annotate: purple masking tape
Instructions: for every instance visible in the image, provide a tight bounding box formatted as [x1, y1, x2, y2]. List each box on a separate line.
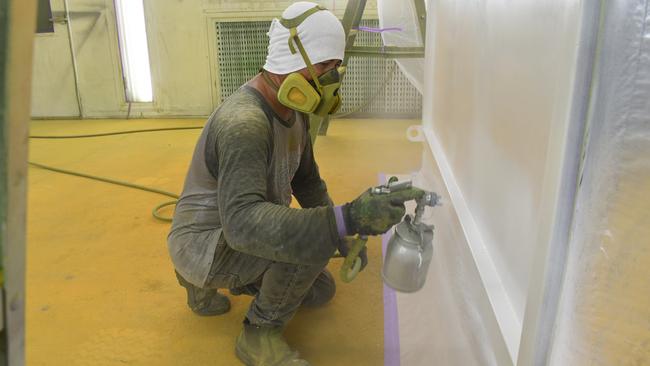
[333, 205, 349, 238]
[379, 173, 401, 366]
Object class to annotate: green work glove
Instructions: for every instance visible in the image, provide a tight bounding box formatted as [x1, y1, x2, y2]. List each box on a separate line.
[341, 187, 425, 236]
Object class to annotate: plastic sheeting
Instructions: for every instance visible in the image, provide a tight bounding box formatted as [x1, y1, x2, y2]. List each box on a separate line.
[548, 1, 650, 364]
[376, 0, 424, 93]
[387, 0, 650, 365]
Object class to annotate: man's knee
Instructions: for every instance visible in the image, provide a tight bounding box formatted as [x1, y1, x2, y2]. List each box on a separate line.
[301, 269, 336, 307]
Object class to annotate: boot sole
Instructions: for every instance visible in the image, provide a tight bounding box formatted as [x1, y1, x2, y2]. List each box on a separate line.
[192, 305, 230, 316]
[235, 342, 307, 366]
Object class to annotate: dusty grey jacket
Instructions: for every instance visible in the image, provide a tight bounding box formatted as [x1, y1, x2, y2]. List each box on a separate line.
[167, 86, 339, 286]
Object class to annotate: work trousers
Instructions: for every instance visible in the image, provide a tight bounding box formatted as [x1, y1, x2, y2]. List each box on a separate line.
[204, 234, 335, 327]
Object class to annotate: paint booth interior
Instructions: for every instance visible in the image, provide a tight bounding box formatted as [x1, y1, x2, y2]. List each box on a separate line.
[23, 0, 650, 366]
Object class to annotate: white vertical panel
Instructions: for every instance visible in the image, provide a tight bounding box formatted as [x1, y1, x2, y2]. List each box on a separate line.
[419, 0, 585, 363]
[516, 3, 601, 364]
[397, 151, 506, 366]
[2, 1, 36, 365]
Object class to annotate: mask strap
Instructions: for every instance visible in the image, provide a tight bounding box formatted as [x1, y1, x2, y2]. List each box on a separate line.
[291, 35, 323, 91]
[261, 71, 279, 92]
[280, 5, 326, 92]
[279, 5, 325, 31]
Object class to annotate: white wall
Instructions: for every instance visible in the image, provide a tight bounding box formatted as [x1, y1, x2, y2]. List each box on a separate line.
[31, 0, 377, 119]
[32, 0, 81, 117]
[72, 0, 125, 117]
[32, 0, 125, 118]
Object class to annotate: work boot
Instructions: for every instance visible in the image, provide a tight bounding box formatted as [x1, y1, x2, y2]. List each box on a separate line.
[235, 320, 310, 366]
[175, 271, 230, 316]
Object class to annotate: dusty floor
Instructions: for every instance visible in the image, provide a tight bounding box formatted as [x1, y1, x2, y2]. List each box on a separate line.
[25, 118, 422, 366]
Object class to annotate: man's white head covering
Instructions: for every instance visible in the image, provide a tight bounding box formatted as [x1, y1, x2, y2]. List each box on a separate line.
[263, 2, 345, 74]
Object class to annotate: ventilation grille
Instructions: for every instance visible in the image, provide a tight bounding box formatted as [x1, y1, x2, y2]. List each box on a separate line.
[215, 19, 421, 117]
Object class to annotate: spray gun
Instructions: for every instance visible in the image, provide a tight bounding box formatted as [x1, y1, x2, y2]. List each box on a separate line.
[340, 177, 441, 292]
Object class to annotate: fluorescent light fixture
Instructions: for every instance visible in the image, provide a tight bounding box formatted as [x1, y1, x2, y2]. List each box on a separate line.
[114, 0, 153, 103]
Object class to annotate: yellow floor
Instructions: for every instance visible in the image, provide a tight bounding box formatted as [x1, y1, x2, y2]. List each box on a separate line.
[25, 118, 422, 366]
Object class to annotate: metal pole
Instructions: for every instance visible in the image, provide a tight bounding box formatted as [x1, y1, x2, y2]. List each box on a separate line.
[62, 0, 84, 118]
[340, 0, 367, 68]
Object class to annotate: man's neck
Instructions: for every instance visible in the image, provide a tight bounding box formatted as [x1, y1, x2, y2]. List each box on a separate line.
[248, 73, 295, 122]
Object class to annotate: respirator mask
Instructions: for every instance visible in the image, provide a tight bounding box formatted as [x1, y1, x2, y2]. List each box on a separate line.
[263, 5, 346, 117]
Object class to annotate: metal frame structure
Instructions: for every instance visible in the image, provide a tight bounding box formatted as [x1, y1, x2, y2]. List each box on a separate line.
[314, 0, 426, 139]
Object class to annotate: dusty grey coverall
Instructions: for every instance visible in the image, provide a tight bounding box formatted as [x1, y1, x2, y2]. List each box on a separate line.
[168, 85, 341, 326]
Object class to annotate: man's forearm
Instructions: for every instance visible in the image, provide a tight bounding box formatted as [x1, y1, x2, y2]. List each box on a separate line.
[293, 178, 332, 208]
[221, 199, 340, 264]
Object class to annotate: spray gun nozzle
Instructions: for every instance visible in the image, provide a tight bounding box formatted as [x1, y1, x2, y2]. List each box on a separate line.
[421, 192, 441, 207]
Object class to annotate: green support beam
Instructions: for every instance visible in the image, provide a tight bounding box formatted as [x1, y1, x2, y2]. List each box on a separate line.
[340, 0, 367, 68]
[315, 0, 368, 138]
[346, 46, 425, 58]
[413, 0, 427, 43]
